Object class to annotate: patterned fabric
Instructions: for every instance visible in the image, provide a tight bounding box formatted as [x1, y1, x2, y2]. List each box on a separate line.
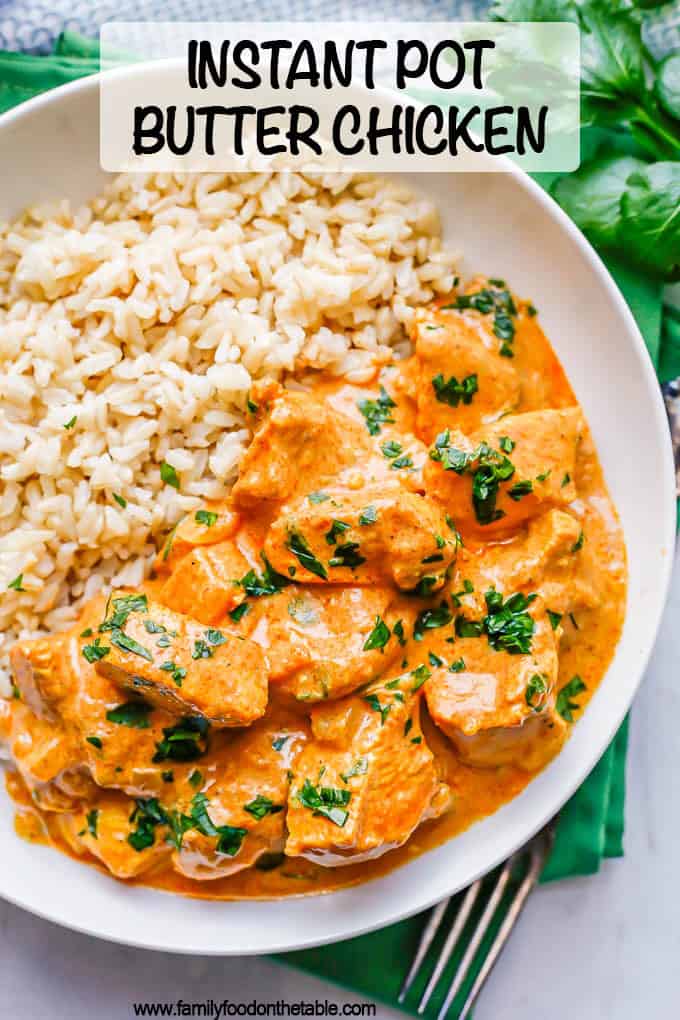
[0, 0, 489, 54]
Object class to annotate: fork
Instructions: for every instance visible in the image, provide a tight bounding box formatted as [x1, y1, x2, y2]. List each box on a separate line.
[397, 819, 556, 1020]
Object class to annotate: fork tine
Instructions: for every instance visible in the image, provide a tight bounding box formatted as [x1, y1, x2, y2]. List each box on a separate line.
[434, 857, 515, 1020]
[398, 897, 451, 1003]
[456, 839, 548, 1020]
[417, 880, 482, 1014]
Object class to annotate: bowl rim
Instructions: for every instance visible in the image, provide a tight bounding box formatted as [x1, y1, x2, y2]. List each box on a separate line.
[0, 70, 675, 957]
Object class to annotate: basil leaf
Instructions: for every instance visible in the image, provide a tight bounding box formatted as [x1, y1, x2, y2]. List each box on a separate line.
[655, 54, 680, 121]
[552, 155, 645, 250]
[620, 163, 680, 280]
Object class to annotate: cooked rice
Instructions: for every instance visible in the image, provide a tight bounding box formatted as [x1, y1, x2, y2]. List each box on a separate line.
[0, 170, 459, 693]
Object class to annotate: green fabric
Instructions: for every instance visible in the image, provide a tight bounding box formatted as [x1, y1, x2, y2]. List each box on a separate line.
[0, 30, 667, 1014]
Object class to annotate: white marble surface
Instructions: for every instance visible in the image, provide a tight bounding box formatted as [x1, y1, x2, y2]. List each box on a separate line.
[2, 553, 680, 1020]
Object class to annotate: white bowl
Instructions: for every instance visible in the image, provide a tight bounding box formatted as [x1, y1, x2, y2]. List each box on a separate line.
[0, 74, 675, 955]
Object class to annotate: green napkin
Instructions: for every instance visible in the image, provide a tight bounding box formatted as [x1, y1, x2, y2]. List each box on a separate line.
[0, 31, 668, 1016]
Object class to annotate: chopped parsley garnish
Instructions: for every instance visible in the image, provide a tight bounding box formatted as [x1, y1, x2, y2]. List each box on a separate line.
[393, 620, 407, 646]
[229, 603, 250, 623]
[414, 603, 453, 641]
[272, 735, 290, 751]
[359, 505, 378, 526]
[328, 542, 366, 568]
[444, 284, 518, 356]
[86, 736, 103, 749]
[547, 610, 563, 631]
[128, 798, 167, 851]
[109, 630, 153, 661]
[205, 629, 225, 646]
[106, 701, 152, 729]
[455, 616, 483, 638]
[411, 736, 423, 745]
[159, 661, 187, 687]
[508, 480, 533, 501]
[428, 651, 444, 667]
[189, 770, 203, 788]
[430, 433, 515, 525]
[192, 631, 225, 659]
[381, 439, 403, 459]
[364, 693, 392, 725]
[432, 372, 478, 408]
[64, 415, 78, 429]
[286, 531, 328, 580]
[80, 628, 93, 638]
[527, 303, 537, 317]
[340, 757, 368, 783]
[525, 673, 549, 712]
[86, 809, 99, 839]
[357, 386, 396, 436]
[499, 436, 515, 453]
[412, 575, 439, 597]
[391, 453, 413, 470]
[556, 676, 587, 722]
[247, 397, 258, 414]
[82, 637, 110, 663]
[113, 493, 127, 509]
[536, 470, 551, 483]
[363, 616, 391, 651]
[571, 530, 585, 553]
[308, 491, 330, 504]
[449, 658, 466, 672]
[482, 589, 536, 655]
[156, 633, 172, 648]
[422, 553, 444, 564]
[160, 461, 180, 489]
[296, 779, 351, 827]
[404, 718, 413, 737]
[410, 664, 432, 692]
[561, 472, 571, 488]
[144, 620, 165, 634]
[325, 519, 350, 545]
[569, 612, 579, 630]
[162, 770, 174, 783]
[244, 795, 283, 820]
[99, 593, 149, 639]
[195, 509, 218, 527]
[152, 716, 209, 763]
[8, 574, 24, 592]
[238, 555, 291, 597]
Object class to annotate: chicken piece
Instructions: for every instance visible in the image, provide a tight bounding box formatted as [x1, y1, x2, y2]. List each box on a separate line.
[5, 700, 97, 812]
[263, 489, 458, 593]
[425, 408, 582, 534]
[242, 586, 411, 702]
[91, 592, 268, 728]
[285, 680, 451, 865]
[159, 541, 250, 625]
[232, 381, 375, 509]
[172, 714, 308, 880]
[455, 510, 597, 618]
[10, 598, 219, 799]
[409, 301, 521, 443]
[424, 601, 566, 771]
[59, 792, 173, 880]
[155, 500, 240, 575]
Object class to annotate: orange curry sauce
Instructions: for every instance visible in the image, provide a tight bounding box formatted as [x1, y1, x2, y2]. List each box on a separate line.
[1, 278, 627, 899]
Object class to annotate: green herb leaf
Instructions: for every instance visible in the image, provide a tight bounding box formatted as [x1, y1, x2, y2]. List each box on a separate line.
[328, 542, 366, 569]
[525, 673, 549, 712]
[556, 675, 587, 722]
[229, 603, 250, 623]
[86, 809, 99, 839]
[364, 693, 392, 725]
[195, 509, 218, 527]
[8, 574, 25, 592]
[414, 603, 453, 641]
[113, 493, 127, 509]
[152, 716, 210, 762]
[449, 658, 466, 672]
[358, 505, 378, 526]
[620, 163, 680, 280]
[82, 637, 110, 664]
[552, 155, 645, 251]
[357, 386, 396, 436]
[508, 480, 533, 501]
[286, 531, 328, 580]
[64, 415, 78, 429]
[432, 372, 479, 408]
[308, 491, 330, 504]
[482, 589, 536, 655]
[325, 519, 350, 545]
[244, 795, 283, 820]
[160, 461, 180, 489]
[110, 630, 153, 661]
[340, 757, 368, 783]
[547, 610, 563, 631]
[571, 530, 585, 553]
[655, 53, 680, 122]
[296, 779, 351, 827]
[106, 701, 152, 729]
[363, 616, 391, 651]
[128, 797, 169, 852]
[86, 736, 103, 749]
[237, 555, 291, 597]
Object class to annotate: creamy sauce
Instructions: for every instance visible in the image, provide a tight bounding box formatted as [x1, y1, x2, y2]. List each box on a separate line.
[3, 282, 627, 900]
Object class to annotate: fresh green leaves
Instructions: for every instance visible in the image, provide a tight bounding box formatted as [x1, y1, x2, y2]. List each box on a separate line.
[8, 574, 25, 592]
[525, 673, 549, 712]
[128, 798, 167, 851]
[296, 779, 351, 827]
[432, 373, 479, 408]
[152, 716, 210, 762]
[238, 555, 291, 597]
[556, 675, 587, 722]
[86, 809, 99, 839]
[82, 636, 110, 664]
[444, 284, 518, 356]
[357, 386, 396, 436]
[185, 793, 247, 856]
[244, 795, 283, 820]
[620, 163, 680, 279]
[160, 461, 180, 489]
[159, 661, 187, 687]
[106, 701, 152, 729]
[363, 616, 391, 651]
[655, 54, 680, 121]
[482, 589, 536, 655]
[414, 603, 453, 641]
[286, 531, 328, 580]
[358, 505, 378, 526]
[328, 542, 366, 568]
[325, 519, 350, 545]
[364, 692, 392, 725]
[431, 433, 516, 525]
[552, 155, 646, 250]
[195, 509, 218, 527]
